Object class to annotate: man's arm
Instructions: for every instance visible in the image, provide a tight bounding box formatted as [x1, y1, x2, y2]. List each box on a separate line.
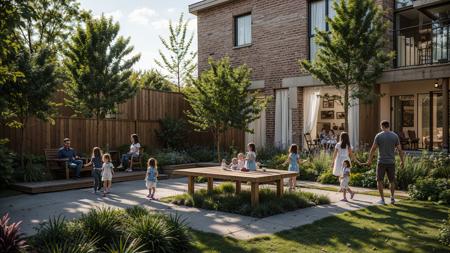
[367, 142, 378, 165]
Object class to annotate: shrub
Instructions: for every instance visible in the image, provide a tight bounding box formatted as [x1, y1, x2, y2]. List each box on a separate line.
[439, 190, 450, 205]
[125, 206, 150, 219]
[317, 171, 338, 185]
[0, 213, 28, 253]
[395, 156, 429, 190]
[439, 215, 450, 246]
[155, 117, 189, 150]
[154, 150, 195, 166]
[164, 183, 330, 218]
[299, 167, 319, 181]
[311, 151, 333, 175]
[361, 169, 378, 188]
[165, 214, 190, 252]
[194, 176, 208, 183]
[256, 145, 285, 163]
[104, 236, 146, 253]
[128, 215, 178, 252]
[79, 207, 126, 248]
[349, 172, 365, 187]
[32, 216, 92, 252]
[187, 146, 216, 162]
[264, 153, 288, 170]
[408, 178, 450, 201]
[0, 141, 15, 187]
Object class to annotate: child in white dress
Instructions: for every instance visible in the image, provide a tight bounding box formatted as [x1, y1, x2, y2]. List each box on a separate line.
[101, 153, 114, 197]
[340, 160, 355, 202]
[237, 153, 245, 170]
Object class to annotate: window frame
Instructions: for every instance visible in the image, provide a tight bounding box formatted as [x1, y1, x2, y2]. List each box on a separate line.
[308, 0, 331, 60]
[234, 13, 252, 48]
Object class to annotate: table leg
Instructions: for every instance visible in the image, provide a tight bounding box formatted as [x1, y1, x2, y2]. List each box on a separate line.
[276, 179, 283, 197]
[188, 176, 195, 195]
[251, 182, 259, 207]
[235, 180, 241, 194]
[207, 177, 213, 193]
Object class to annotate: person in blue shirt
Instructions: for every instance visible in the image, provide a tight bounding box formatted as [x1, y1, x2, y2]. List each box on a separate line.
[284, 144, 304, 192]
[145, 158, 159, 200]
[84, 147, 103, 193]
[57, 138, 83, 179]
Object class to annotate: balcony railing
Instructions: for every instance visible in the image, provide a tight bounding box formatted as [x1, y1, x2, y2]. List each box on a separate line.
[394, 24, 449, 68]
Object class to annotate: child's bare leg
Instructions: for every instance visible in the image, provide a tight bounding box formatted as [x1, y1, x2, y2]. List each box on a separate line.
[151, 187, 155, 198]
[292, 177, 297, 190]
[342, 189, 347, 200]
[103, 181, 107, 196]
[348, 188, 355, 199]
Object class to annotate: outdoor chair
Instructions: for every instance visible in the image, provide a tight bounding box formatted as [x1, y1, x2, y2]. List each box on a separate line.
[396, 131, 410, 150]
[304, 133, 320, 155]
[407, 130, 419, 150]
[44, 148, 90, 179]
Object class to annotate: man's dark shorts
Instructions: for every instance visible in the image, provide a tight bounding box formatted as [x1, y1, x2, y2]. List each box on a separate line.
[376, 163, 395, 182]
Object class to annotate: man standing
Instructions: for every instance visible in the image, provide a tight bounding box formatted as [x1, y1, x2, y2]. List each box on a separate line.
[58, 138, 83, 179]
[366, 120, 404, 205]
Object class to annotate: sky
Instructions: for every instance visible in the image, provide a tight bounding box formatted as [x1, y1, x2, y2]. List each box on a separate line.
[78, 0, 199, 71]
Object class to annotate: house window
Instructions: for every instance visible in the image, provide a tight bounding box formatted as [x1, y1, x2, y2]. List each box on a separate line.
[395, 0, 413, 9]
[309, 0, 337, 60]
[234, 14, 251, 47]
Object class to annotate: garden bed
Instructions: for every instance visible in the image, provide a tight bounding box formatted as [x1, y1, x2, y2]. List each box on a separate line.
[161, 182, 330, 218]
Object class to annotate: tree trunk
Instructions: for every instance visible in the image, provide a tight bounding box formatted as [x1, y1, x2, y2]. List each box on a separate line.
[344, 85, 349, 132]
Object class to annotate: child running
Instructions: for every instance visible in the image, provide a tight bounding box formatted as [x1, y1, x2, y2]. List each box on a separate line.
[340, 160, 355, 202]
[145, 158, 159, 200]
[101, 153, 114, 197]
[84, 147, 103, 194]
[285, 144, 302, 191]
[245, 143, 257, 171]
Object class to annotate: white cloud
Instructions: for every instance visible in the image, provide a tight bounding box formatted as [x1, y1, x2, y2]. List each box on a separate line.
[104, 10, 123, 21]
[151, 19, 170, 30]
[167, 8, 176, 13]
[128, 7, 157, 25]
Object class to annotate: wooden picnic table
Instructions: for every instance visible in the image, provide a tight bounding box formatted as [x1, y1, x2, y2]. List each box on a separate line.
[173, 166, 298, 207]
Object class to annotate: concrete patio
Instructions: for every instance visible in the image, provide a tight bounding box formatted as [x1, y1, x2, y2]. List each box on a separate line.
[0, 178, 389, 239]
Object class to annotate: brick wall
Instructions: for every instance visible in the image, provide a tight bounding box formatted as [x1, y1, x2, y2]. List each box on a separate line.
[196, 0, 309, 146]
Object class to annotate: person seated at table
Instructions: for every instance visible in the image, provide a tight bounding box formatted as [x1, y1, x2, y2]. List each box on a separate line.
[57, 138, 83, 179]
[327, 130, 337, 149]
[230, 158, 239, 170]
[237, 153, 245, 170]
[117, 134, 141, 172]
[319, 128, 329, 147]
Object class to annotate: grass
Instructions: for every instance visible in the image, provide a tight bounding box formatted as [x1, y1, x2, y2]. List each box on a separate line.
[161, 182, 330, 218]
[189, 200, 450, 253]
[300, 184, 410, 200]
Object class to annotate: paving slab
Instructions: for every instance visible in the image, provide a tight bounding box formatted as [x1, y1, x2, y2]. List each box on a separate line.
[0, 178, 387, 239]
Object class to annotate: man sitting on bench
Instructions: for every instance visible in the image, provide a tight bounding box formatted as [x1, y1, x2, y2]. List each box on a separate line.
[58, 138, 83, 179]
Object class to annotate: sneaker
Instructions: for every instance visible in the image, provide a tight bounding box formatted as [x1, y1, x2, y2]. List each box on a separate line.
[116, 165, 123, 169]
[340, 198, 348, 202]
[390, 198, 396, 205]
[376, 199, 386, 205]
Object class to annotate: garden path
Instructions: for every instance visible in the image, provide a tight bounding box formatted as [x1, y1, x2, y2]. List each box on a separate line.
[1, 178, 395, 239]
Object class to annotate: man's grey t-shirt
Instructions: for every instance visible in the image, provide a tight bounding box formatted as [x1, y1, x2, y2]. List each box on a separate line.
[374, 131, 400, 164]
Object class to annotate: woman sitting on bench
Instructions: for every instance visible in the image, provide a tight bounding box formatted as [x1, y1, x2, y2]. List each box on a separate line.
[117, 134, 141, 172]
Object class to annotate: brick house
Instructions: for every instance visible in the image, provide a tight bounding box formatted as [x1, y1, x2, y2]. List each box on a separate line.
[189, 0, 450, 152]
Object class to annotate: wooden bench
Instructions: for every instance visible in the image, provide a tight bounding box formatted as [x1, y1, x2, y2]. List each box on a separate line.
[45, 148, 90, 179]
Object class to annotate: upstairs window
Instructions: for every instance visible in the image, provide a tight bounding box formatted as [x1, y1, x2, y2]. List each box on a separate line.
[234, 14, 252, 47]
[309, 0, 337, 60]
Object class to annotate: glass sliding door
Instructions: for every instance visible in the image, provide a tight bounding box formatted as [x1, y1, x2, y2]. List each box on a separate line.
[418, 93, 447, 150]
[391, 95, 415, 149]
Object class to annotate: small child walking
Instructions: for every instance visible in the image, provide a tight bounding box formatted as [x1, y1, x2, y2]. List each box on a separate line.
[145, 158, 159, 200]
[101, 153, 114, 197]
[285, 144, 302, 191]
[340, 160, 355, 202]
[245, 143, 257, 171]
[84, 147, 103, 194]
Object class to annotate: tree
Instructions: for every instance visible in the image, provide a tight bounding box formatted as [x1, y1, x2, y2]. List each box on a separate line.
[130, 70, 177, 92]
[299, 0, 393, 130]
[63, 15, 140, 144]
[184, 57, 269, 162]
[155, 13, 197, 91]
[5, 48, 58, 169]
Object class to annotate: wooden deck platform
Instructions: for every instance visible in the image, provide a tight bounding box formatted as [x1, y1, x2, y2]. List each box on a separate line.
[10, 171, 168, 194]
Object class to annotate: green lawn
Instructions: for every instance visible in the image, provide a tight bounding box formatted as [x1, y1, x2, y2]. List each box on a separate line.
[189, 200, 450, 253]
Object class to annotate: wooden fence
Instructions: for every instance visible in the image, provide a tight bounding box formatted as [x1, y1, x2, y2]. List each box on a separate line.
[0, 89, 244, 155]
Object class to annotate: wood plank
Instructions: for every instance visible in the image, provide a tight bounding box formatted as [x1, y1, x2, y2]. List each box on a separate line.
[207, 177, 213, 193]
[188, 176, 195, 195]
[276, 179, 283, 197]
[235, 180, 241, 194]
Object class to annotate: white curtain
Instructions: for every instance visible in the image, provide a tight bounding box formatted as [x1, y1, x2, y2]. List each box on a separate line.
[275, 89, 291, 149]
[237, 15, 251, 46]
[348, 99, 360, 150]
[303, 88, 321, 146]
[246, 107, 266, 149]
[310, 0, 326, 60]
